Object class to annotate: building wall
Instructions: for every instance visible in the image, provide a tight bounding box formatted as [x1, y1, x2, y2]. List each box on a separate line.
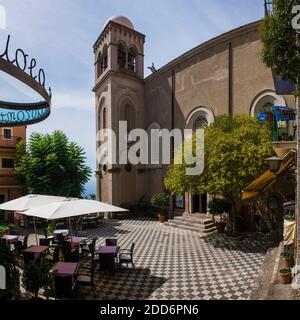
[95, 19, 294, 209]
[142, 21, 293, 205]
[0, 126, 26, 206]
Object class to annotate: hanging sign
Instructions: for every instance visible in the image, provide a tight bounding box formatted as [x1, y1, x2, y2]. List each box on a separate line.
[0, 34, 52, 126]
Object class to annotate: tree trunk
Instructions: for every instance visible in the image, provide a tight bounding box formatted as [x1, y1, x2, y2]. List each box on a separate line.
[231, 201, 237, 234]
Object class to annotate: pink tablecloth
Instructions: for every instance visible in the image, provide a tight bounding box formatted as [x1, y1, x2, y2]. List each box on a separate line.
[22, 245, 49, 259]
[53, 229, 69, 236]
[53, 262, 79, 277]
[97, 246, 119, 255]
[66, 237, 87, 248]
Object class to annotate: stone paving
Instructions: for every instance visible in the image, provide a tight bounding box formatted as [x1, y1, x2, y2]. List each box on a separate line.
[27, 217, 276, 300]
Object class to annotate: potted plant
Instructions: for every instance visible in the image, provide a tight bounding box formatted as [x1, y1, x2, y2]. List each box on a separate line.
[279, 268, 292, 285]
[208, 198, 231, 233]
[22, 260, 52, 299]
[150, 192, 169, 223]
[47, 222, 55, 236]
[0, 225, 10, 238]
[281, 251, 295, 268]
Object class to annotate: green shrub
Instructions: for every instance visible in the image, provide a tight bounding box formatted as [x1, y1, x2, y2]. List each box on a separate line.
[208, 198, 231, 216]
[281, 251, 294, 261]
[22, 260, 52, 299]
[150, 192, 169, 207]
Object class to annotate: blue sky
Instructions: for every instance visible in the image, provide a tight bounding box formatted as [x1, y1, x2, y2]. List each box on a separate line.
[0, 0, 264, 196]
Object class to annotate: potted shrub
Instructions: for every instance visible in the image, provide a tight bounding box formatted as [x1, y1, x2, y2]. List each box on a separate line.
[281, 251, 295, 268]
[279, 268, 292, 285]
[0, 225, 10, 238]
[208, 198, 231, 233]
[150, 192, 169, 223]
[22, 260, 52, 299]
[47, 222, 55, 235]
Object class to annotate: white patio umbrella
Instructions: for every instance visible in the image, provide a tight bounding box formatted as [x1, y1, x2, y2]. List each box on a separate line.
[0, 194, 67, 244]
[23, 198, 128, 241]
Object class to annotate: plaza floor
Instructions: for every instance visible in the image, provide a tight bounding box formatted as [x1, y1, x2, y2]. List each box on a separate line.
[29, 217, 276, 300]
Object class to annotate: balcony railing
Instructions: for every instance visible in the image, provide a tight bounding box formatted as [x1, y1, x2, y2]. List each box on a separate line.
[0, 136, 22, 148]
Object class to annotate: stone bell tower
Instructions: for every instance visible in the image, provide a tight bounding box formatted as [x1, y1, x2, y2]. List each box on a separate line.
[93, 16, 145, 206]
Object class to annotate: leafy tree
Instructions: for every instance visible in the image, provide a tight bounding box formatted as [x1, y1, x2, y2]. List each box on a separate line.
[260, 0, 300, 88]
[14, 131, 92, 198]
[165, 115, 274, 233]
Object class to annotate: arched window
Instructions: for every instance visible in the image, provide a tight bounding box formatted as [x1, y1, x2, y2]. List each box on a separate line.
[193, 117, 209, 131]
[128, 47, 137, 72]
[102, 45, 108, 72]
[97, 52, 102, 78]
[250, 91, 293, 141]
[118, 43, 126, 69]
[186, 107, 214, 130]
[250, 91, 286, 116]
[103, 107, 107, 129]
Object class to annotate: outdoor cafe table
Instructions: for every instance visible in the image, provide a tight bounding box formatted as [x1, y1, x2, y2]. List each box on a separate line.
[66, 236, 87, 248]
[22, 245, 49, 259]
[53, 229, 69, 237]
[97, 246, 119, 276]
[3, 235, 18, 244]
[96, 246, 119, 256]
[53, 262, 79, 282]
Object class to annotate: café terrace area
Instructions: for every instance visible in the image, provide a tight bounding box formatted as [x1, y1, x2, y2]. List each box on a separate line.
[0, 195, 276, 300]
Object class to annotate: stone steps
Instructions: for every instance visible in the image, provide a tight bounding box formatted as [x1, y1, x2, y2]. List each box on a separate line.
[164, 215, 217, 236]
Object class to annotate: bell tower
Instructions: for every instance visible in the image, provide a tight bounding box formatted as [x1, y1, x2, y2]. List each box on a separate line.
[93, 16, 146, 206]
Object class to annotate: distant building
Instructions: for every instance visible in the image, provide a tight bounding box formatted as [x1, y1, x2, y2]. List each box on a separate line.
[93, 16, 295, 219]
[0, 126, 25, 206]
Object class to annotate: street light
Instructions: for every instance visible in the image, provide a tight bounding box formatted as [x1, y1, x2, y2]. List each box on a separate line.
[266, 156, 283, 173]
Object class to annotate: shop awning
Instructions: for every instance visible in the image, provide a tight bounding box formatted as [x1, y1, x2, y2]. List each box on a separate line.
[242, 150, 295, 200]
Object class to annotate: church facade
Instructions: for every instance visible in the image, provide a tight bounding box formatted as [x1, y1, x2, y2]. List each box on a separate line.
[93, 16, 294, 215]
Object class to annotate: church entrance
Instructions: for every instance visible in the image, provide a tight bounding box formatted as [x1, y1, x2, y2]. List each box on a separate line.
[191, 194, 207, 214]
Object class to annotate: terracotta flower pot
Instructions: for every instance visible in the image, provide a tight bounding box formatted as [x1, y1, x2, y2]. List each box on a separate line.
[279, 269, 292, 285]
[158, 214, 168, 223]
[284, 259, 295, 268]
[216, 222, 226, 234]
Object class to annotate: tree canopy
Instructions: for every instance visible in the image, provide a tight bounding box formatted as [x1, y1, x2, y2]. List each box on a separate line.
[164, 115, 274, 231]
[14, 130, 92, 198]
[260, 0, 300, 86]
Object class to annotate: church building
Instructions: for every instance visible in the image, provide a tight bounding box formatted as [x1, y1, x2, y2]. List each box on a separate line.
[93, 16, 295, 217]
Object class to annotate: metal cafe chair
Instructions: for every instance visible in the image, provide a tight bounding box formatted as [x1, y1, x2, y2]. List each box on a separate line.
[105, 238, 118, 246]
[76, 261, 97, 297]
[119, 243, 135, 269]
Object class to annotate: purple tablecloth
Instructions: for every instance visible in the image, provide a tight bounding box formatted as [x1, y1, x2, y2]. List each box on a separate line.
[67, 237, 87, 248]
[53, 229, 69, 236]
[53, 262, 79, 277]
[22, 245, 49, 259]
[97, 246, 119, 255]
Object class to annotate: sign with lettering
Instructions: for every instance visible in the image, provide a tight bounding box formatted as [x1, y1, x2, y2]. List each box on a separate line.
[0, 34, 52, 126]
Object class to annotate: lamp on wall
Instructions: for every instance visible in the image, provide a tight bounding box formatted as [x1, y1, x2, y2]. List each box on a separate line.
[265, 156, 283, 173]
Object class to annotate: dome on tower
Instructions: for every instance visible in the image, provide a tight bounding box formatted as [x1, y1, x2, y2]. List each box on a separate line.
[102, 16, 134, 31]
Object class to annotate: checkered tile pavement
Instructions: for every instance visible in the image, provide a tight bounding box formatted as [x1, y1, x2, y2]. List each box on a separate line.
[27, 217, 275, 300]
